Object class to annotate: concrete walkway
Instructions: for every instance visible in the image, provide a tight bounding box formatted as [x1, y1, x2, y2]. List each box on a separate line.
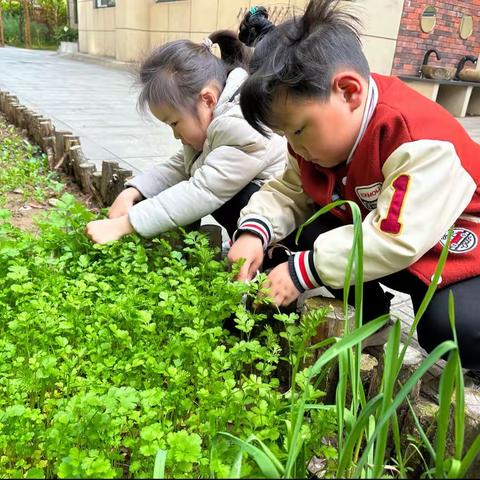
[0, 46, 181, 174]
[1, 45, 479, 170]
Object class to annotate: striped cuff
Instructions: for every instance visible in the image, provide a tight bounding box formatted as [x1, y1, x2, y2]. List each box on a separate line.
[233, 216, 273, 249]
[288, 251, 322, 292]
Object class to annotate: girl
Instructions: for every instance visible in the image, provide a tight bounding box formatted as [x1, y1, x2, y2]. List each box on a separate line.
[86, 30, 286, 243]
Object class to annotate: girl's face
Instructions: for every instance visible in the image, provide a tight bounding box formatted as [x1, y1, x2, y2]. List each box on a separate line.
[270, 72, 367, 168]
[150, 87, 219, 152]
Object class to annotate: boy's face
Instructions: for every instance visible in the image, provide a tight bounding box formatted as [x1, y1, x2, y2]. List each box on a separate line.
[270, 74, 366, 168]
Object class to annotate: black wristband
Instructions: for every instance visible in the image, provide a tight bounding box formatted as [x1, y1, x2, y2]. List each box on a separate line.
[288, 256, 305, 293]
[235, 228, 265, 246]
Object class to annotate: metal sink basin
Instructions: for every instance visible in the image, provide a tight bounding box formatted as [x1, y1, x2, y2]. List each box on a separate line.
[420, 65, 456, 80]
[458, 68, 480, 82]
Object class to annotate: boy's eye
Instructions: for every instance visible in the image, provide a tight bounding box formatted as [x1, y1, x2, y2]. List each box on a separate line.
[170, 121, 178, 128]
[294, 126, 304, 136]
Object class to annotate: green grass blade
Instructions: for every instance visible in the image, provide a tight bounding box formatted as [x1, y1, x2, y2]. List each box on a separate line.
[406, 396, 436, 461]
[229, 448, 244, 479]
[336, 394, 384, 476]
[435, 351, 458, 477]
[153, 449, 167, 479]
[336, 349, 348, 453]
[400, 229, 452, 363]
[285, 316, 390, 477]
[309, 315, 390, 378]
[251, 436, 286, 475]
[295, 200, 349, 244]
[391, 412, 407, 478]
[448, 291, 465, 460]
[216, 432, 282, 478]
[354, 340, 456, 476]
[458, 433, 480, 477]
[372, 320, 402, 478]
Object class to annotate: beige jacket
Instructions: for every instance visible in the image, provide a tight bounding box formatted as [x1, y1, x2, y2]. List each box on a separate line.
[126, 68, 286, 237]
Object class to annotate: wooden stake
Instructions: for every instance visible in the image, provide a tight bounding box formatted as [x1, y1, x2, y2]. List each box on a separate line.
[100, 160, 120, 205]
[0, 4, 5, 48]
[23, 0, 31, 49]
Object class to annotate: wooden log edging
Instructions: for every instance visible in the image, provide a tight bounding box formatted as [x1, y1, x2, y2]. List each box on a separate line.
[0, 90, 133, 207]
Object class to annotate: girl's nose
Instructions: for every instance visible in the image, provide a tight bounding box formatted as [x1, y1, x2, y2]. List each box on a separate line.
[173, 130, 181, 140]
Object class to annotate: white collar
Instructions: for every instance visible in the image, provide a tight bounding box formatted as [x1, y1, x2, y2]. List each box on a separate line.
[346, 75, 378, 164]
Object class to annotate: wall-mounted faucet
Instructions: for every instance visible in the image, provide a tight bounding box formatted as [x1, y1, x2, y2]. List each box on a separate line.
[455, 55, 478, 80]
[420, 49, 441, 77]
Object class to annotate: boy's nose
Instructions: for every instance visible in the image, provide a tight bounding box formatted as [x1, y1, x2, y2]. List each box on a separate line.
[290, 142, 309, 160]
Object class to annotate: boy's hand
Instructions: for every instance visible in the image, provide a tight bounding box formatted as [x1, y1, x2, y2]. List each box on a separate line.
[228, 233, 264, 281]
[86, 215, 134, 244]
[108, 188, 142, 218]
[265, 262, 301, 306]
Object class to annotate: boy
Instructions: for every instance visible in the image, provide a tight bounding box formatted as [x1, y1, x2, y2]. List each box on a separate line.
[230, 0, 480, 369]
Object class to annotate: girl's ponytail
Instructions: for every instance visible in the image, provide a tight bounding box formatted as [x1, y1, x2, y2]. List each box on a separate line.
[208, 30, 251, 71]
[238, 6, 275, 47]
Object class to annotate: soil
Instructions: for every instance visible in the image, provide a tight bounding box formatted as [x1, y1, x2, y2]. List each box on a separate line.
[1, 116, 100, 232]
[4, 176, 99, 232]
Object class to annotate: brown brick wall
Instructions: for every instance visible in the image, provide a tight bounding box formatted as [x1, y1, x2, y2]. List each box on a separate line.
[392, 1, 480, 76]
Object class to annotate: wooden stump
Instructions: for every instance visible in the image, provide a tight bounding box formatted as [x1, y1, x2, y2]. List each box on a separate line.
[301, 297, 355, 402]
[109, 168, 133, 205]
[368, 342, 423, 406]
[78, 162, 100, 199]
[100, 160, 120, 205]
[69, 145, 86, 185]
[62, 135, 80, 176]
[54, 131, 72, 165]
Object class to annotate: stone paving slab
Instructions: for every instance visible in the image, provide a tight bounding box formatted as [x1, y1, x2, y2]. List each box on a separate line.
[0, 46, 181, 173]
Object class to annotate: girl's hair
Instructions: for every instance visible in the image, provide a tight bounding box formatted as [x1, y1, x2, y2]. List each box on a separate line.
[238, 6, 275, 47]
[138, 30, 251, 116]
[238, 0, 370, 136]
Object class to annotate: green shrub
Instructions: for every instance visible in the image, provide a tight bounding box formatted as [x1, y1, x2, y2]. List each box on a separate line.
[3, 12, 21, 45]
[54, 24, 78, 43]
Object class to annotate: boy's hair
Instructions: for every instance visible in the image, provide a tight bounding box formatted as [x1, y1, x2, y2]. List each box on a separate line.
[239, 0, 370, 136]
[138, 30, 251, 116]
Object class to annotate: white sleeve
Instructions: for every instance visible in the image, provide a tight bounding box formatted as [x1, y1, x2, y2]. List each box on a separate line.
[238, 153, 316, 244]
[312, 140, 477, 289]
[127, 144, 272, 238]
[125, 149, 187, 198]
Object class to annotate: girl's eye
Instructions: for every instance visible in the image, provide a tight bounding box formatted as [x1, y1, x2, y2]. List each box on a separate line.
[170, 121, 178, 128]
[294, 126, 304, 136]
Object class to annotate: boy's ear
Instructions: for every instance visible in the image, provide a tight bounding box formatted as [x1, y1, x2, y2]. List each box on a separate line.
[199, 87, 219, 109]
[331, 72, 365, 111]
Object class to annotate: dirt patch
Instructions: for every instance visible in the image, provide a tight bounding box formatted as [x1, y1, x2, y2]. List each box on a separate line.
[3, 175, 100, 233]
[1, 115, 100, 232]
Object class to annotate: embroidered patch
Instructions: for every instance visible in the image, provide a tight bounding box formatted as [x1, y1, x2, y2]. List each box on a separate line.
[355, 182, 382, 210]
[440, 228, 478, 254]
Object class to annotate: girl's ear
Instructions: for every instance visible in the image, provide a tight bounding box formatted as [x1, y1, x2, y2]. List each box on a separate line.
[199, 86, 219, 110]
[331, 72, 365, 111]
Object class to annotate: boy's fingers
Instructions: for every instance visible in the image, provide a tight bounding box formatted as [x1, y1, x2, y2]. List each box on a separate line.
[238, 262, 252, 282]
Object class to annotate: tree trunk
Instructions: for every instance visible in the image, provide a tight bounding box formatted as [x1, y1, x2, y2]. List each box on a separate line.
[0, 5, 5, 47]
[23, 0, 31, 48]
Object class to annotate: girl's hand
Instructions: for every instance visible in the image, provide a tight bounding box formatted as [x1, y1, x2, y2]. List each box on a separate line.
[108, 188, 142, 218]
[265, 262, 301, 306]
[228, 233, 264, 281]
[86, 216, 134, 244]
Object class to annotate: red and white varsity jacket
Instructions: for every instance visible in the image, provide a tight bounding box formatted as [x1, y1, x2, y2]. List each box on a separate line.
[236, 73, 480, 290]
